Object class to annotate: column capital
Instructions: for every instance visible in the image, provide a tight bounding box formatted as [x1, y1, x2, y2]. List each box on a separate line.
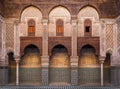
[14, 55, 20, 63]
[42, 19, 48, 25]
[71, 19, 78, 25]
[99, 56, 106, 64]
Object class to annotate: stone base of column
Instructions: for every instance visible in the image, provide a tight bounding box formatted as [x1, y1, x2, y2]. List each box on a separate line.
[111, 66, 120, 86]
[0, 66, 8, 85]
[70, 56, 78, 85]
[41, 56, 49, 85]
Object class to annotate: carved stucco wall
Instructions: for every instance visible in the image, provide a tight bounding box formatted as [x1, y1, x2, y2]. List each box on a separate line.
[49, 6, 71, 37]
[20, 6, 43, 37]
[0, 15, 6, 66]
[105, 23, 113, 51]
[77, 6, 100, 37]
[103, 19, 117, 65]
[5, 18, 15, 53]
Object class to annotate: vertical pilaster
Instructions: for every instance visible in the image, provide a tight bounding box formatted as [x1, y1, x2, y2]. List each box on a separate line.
[14, 20, 20, 56]
[100, 20, 105, 56]
[41, 19, 49, 85]
[71, 19, 78, 85]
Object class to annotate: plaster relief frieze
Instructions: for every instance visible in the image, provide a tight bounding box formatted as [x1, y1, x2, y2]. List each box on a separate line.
[102, 19, 115, 24]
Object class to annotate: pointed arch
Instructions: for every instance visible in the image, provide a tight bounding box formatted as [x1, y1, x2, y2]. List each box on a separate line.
[49, 44, 70, 85]
[20, 6, 42, 22]
[20, 6, 43, 37]
[79, 5, 100, 17]
[77, 6, 100, 37]
[78, 6, 99, 20]
[49, 5, 71, 15]
[49, 6, 71, 23]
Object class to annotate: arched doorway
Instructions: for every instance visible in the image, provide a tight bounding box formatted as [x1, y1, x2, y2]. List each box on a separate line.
[49, 45, 70, 85]
[78, 45, 100, 86]
[104, 52, 111, 85]
[8, 52, 16, 84]
[20, 44, 41, 85]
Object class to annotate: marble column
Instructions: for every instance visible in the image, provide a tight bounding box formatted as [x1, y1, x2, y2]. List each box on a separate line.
[41, 19, 49, 85]
[14, 56, 20, 85]
[99, 56, 105, 86]
[71, 19, 78, 85]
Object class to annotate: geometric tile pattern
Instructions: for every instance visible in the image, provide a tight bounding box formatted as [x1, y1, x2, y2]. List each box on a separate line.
[6, 22, 14, 50]
[104, 68, 110, 83]
[0, 67, 8, 85]
[49, 68, 70, 84]
[42, 68, 49, 85]
[8, 68, 16, 83]
[19, 68, 41, 84]
[71, 68, 78, 85]
[78, 68, 101, 84]
[105, 24, 113, 50]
